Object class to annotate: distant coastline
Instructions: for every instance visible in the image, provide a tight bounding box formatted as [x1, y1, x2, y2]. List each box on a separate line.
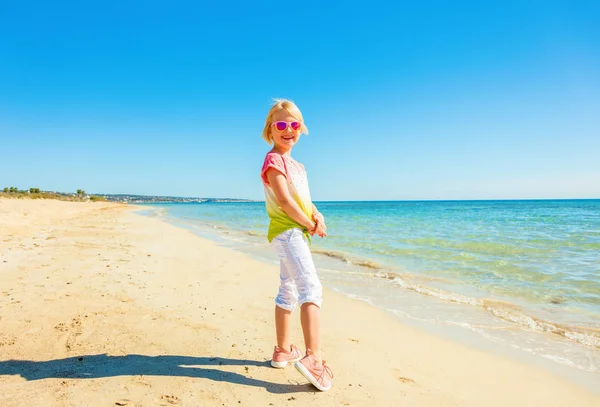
[0, 187, 258, 204]
[96, 194, 259, 204]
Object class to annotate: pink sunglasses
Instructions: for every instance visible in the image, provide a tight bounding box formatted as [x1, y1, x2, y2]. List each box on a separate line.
[271, 121, 302, 131]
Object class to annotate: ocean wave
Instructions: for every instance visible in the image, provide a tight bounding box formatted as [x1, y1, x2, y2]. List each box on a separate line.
[391, 276, 481, 306]
[481, 299, 600, 350]
[311, 249, 382, 270]
[384, 275, 600, 350]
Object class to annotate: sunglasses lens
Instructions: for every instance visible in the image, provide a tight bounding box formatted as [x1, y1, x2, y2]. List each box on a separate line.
[275, 121, 287, 131]
[290, 122, 301, 130]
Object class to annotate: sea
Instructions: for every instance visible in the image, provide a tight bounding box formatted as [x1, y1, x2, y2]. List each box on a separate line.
[141, 199, 600, 389]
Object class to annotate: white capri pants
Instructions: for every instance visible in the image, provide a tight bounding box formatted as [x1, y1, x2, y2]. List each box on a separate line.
[271, 228, 323, 311]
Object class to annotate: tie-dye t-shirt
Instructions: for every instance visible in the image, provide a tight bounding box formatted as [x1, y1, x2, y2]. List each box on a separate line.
[261, 152, 314, 242]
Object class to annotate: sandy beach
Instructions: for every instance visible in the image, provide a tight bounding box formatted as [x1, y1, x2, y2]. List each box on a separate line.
[0, 199, 598, 407]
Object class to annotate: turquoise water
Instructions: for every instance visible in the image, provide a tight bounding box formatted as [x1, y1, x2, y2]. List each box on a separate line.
[145, 200, 600, 376]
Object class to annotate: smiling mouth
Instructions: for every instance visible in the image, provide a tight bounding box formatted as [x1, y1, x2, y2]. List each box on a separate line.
[282, 136, 294, 141]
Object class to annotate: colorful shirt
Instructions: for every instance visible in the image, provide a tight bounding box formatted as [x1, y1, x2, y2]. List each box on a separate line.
[261, 152, 314, 242]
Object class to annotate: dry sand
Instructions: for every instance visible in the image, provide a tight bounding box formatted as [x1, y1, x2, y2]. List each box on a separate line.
[1, 199, 598, 407]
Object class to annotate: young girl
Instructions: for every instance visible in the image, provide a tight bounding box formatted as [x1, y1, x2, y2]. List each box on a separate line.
[260, 99, 333, 392]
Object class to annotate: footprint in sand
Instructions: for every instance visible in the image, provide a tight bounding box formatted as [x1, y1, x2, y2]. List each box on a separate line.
[114, 400, 137, 406]
[54, 323, 69, 332]
[159, 395, 181, 405]
[393, 369, 416, 384]
[0, 334, 16, 347]
[54, 316, 85, 351]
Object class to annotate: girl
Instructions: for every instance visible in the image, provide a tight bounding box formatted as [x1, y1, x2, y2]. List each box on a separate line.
[260, 99, 333, 392]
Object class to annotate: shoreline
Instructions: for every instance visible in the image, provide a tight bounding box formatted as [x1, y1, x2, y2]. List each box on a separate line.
[146, 203, 600, 382]
[1, 199, 599, 406]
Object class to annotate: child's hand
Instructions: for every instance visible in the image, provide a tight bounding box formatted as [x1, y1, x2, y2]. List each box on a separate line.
[312, 213, 327, 238]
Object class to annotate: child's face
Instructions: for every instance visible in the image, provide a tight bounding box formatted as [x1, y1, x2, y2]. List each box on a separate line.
[270, 109, 302, 152]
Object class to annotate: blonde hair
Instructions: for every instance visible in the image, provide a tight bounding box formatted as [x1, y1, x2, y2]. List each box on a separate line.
[262, 98, 309, 145]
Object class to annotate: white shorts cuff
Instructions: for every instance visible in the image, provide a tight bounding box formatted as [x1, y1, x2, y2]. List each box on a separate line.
[299, 299, 322, 308]
[275, 301, 296, 312]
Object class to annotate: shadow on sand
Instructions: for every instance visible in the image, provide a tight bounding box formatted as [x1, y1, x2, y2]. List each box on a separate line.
[0, 354, 315, 394]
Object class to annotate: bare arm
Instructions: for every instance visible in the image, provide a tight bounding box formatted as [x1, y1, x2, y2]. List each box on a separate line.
[266, 168, 316, 232]
[312, 203, 320, 217]
[312, 204, 325, 222]
[311, 204, 327, 237]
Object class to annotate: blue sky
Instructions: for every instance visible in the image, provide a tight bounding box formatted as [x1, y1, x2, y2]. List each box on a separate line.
[1, 1, 599, 200]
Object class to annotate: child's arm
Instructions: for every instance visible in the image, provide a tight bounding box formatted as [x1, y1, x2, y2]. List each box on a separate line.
[266, 168, 316, 232]
[312, 204, 320, 217]
[312, 204, 325, 223]
[311, 204, 327, 237]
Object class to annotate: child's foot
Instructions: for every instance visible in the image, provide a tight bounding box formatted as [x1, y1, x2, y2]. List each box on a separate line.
[294, 353, 334, 391]
[271, 344, 302, 368]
